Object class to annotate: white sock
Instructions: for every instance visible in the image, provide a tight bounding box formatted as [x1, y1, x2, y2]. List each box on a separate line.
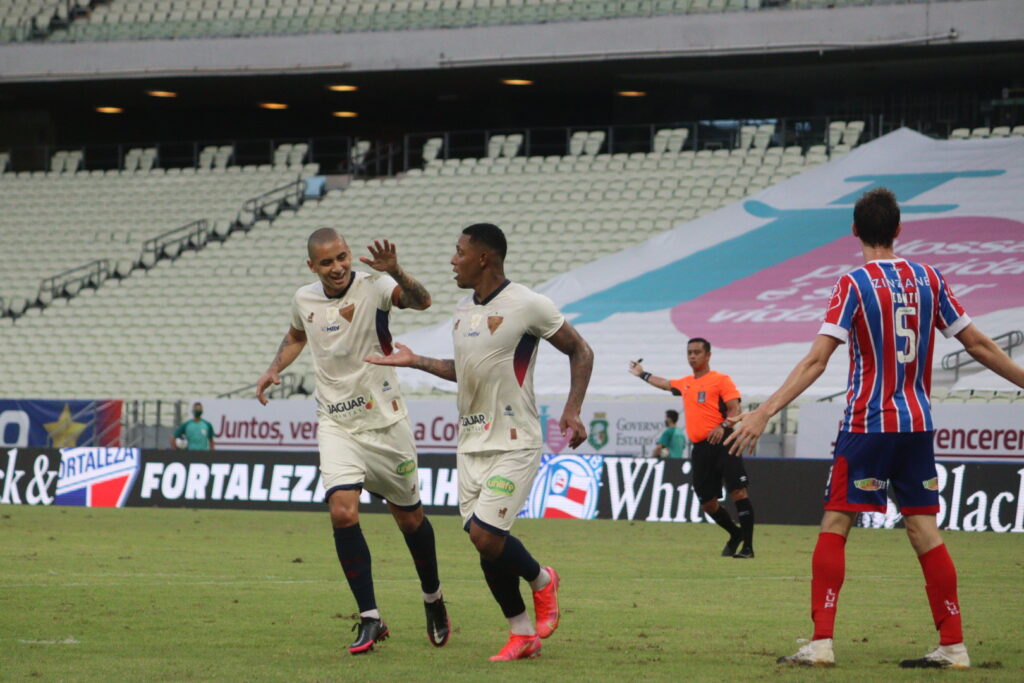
[359, 609, 380, 620]
[423, 588, 442, 603]
[507, 611, 535, 636]
[529, 568, 550, 592]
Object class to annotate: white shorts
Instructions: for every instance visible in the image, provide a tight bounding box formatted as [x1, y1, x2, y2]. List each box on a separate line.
[458, 447, 542, 534]
[318, 415, 421, 508]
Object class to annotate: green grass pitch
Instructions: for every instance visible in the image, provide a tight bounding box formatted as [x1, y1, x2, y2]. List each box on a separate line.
[1, 506, 1021, 681]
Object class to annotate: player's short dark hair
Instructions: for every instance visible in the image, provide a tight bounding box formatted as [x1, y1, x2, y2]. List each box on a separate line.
[688, 337, 711, 352]
[307, 227, 345, 258]
[666, 410, 679, 424]
[462, 223, 507, 260]
[853, 188, 901, 248]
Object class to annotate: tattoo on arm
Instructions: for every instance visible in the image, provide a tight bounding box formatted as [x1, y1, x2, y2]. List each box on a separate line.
[270, 330, 306, 372]
[412, 356, 457, 382]
[392, 266, 432, 310]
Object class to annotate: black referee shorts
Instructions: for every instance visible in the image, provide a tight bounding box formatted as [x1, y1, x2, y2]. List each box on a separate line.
[691, 435, 749, 504]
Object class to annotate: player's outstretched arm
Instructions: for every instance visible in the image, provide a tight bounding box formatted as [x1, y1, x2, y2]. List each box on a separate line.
[257, 325, 307, 405]
[725, 334, 840, 455]
[627, 360, 673, 392]
[364, 342, 457, 382]
[547, 321, 594, 449]
[360, 239, 432, 310]
[955, 323, 1024, 388]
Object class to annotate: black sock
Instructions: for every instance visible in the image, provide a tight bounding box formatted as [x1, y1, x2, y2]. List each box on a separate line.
[708, 505, 739, 537]
[494, 535, 541, 583]
[402, 516, 440, 595]
[735, 498, 755, 547]
[480, 558, 526, 618]
[333, 524, 376, 613]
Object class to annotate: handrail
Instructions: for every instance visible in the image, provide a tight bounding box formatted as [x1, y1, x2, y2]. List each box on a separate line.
[141, 218, 209, 257]
[237, 179, 305, 226]
[818, 389, 846, 402]
[942, 329, 1023, 381]
[37, 258, 110, 299]
[218, 372, 305, 399]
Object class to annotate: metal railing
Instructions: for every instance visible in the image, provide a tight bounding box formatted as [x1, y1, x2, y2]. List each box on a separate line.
[217, 372, 306, 400]
[237, 179, 305, 227]
[141, 218, 209, 260]
[37, 258, 111, 300]
[942, 330, 1023, 381]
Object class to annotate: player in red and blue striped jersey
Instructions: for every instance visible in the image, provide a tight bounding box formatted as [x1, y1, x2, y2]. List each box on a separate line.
[726, 188, 1024, 670]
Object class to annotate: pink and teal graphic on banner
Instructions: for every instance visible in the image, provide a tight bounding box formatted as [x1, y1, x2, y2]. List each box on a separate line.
[670, 217, 1024, 349]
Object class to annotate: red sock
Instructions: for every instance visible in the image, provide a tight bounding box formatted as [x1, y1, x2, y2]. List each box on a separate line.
[810, 532, 846, 641]
[918, 544, 963, 645]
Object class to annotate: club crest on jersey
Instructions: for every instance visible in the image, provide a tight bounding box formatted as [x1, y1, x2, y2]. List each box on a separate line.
[487, 316, 504, 334]
[460, 413, 491, 434]
[340, 303, 355, 322]
[854, 477, 887, 491]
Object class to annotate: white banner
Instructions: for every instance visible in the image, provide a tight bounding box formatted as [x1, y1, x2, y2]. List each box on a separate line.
[796, 402, 1024, 462]
[201, 397, 681, 457]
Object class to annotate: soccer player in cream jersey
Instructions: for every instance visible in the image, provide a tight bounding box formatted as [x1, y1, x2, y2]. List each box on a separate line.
[367, 223, 594, 661]
[255, 228, 450, 655]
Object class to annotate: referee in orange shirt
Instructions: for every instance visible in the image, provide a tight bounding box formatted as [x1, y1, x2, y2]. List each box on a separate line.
[629, 338, 755, 558]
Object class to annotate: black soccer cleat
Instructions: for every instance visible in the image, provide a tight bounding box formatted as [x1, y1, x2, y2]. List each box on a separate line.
[733, 545, 755, 559]
[722, 533, 742, 557]
[348, 617, 389, 655]
[424, 597, 451, 647]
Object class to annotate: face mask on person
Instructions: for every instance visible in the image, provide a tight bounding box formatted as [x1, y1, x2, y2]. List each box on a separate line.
[193, 409, 203, 418]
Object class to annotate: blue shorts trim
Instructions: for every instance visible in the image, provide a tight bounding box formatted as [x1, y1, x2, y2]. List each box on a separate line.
[824, 431, 939, 514]
[464, 513, 509, 537]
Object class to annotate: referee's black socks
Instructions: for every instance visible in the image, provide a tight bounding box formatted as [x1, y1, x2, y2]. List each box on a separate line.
[708, 506, 740, 537]
[735, 498, 755, 547]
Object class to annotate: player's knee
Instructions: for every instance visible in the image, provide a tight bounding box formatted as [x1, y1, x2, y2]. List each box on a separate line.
[468, 524, 503, 560]
[393, 506, 424, 534]
[729, 488, 748, 501]
[328, 497, 359, 527]
[701, 499, 719, 513]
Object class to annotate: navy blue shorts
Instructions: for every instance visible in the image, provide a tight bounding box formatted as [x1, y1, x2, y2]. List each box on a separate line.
[824, 431, 939, 515]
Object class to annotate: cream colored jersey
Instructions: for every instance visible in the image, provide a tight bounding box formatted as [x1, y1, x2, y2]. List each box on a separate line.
[452, 281, 564, 454]
[290, 272, 407, 433]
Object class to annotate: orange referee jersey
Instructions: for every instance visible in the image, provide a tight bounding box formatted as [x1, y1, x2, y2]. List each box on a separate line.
[669, 371, 741, 443]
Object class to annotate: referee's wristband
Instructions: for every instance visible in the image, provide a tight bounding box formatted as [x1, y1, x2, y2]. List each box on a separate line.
[640, 372, 651, 382]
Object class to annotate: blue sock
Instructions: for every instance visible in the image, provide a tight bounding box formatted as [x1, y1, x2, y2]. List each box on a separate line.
[334, 524, 376, 613]
[402, 516, 440, 595]
[495, 535, 542, 583]
[480, 558, 526, 618]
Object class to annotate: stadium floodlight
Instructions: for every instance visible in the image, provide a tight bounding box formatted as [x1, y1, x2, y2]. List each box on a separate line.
[616, 90, 647, 97]
[259, 102, 288, 110]
[501, 79, 533, 86]
[146, 90, 178, 98]
[327, 84, 359, 92]
[332, 111, 359, 118]
[95, 106, 124, 114]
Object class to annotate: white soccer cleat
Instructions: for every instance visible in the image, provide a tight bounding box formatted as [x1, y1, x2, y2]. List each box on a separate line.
[899, 643, 970, 669]
[776, 638, 835, 667]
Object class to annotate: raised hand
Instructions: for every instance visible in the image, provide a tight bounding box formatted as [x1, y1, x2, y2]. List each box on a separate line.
[364, 341, 417, 367]
[360, 239, 399, 274]
[723, 410, 768, 456]
[628, 359, 644, 377]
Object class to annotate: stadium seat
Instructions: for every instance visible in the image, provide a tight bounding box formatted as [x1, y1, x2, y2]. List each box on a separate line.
[949, 128, 970, 139]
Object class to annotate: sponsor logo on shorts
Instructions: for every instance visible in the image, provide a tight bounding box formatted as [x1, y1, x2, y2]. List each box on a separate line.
[922, 476, 939, 491]
[306, 311, 314, 323]
[327, 396, 369, 415]
[396, 459, 416, 477]
[460, 413, 491, 434]
[498, 507, 508, 518]
[486, 476, 516, 496]
[854, 477, 887, 491]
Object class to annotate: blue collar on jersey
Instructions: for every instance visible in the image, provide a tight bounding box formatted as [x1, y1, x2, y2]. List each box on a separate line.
[473, 279, 511, 306]
[323, 271, 356, 300]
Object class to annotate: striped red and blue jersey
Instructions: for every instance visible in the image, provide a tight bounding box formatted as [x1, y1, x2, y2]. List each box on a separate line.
[818, 258, 970, 433]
